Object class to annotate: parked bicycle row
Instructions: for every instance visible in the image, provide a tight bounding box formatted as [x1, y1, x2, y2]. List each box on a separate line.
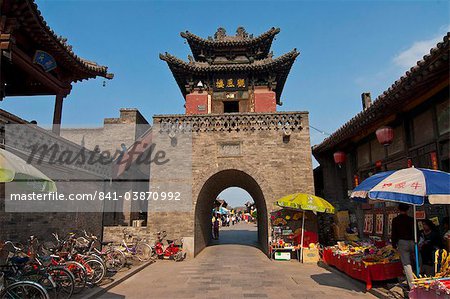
[0, 229, 185, 299]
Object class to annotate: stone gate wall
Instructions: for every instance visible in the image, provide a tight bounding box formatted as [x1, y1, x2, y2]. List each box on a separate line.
[148, 112, 315, 256]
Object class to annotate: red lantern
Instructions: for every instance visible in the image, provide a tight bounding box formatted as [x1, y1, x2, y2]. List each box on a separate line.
[353, 175, 360, 187]
[333, 151, 346, 165]
[376, 126, 394, 146]
[407, 158, 413, 168]
[375, 160, 383, 169]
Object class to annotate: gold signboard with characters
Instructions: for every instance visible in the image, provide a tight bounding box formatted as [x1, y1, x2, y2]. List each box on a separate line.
[214, 77, 247, 91]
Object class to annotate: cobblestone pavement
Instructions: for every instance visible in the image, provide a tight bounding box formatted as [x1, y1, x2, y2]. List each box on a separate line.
[99, 222, 375, 299]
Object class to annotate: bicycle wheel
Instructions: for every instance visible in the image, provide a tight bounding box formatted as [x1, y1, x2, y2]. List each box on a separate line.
[64, 261, 86, 294]
[84, 259, 105, 285]
[104, 249, 126, 272]
[135, 243, 152, 262]
[1, 281, 50, 299]
[48, 267, 75, 299]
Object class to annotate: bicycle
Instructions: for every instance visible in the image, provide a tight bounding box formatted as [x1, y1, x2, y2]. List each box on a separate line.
[117, 231, 152, 262]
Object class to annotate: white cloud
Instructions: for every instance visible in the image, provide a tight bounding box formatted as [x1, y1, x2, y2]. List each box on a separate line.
[393, 25, 450, 69]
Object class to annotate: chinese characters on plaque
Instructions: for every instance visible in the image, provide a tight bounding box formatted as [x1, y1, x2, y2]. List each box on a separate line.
[214, 77, 247, 91]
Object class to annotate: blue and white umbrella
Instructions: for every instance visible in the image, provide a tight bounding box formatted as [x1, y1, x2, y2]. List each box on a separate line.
[350, 167, 450, 275]
[351, 168, 450, 205]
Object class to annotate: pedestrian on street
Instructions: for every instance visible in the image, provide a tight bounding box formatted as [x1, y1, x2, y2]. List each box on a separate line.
[213, 215, 220, 240]
[211, 214, 216, 238]
[391, 203, 415, 289]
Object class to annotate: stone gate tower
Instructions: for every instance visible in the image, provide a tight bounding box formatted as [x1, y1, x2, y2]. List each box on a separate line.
[153, 27, 314, 257]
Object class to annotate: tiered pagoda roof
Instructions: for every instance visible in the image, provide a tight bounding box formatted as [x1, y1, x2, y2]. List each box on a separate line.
[180, 27, 280, 61]
[160, 27, 299, 104]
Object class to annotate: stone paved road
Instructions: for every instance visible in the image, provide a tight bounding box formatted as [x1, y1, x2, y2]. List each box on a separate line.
[99, 222, 375, 299]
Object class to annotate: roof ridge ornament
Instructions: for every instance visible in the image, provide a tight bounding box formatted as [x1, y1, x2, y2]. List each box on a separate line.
[214, 27, 226, 40]
[236, 26, 249, 40]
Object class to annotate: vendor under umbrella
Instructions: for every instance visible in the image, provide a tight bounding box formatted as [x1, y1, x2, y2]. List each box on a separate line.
[276, 193, 335, 262]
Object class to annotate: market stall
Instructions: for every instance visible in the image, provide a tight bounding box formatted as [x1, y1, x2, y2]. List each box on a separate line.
[322, 241, 403, 290]
[269, 211, 311, 261]
[409, 248, 450, 298]
[270, 193, 333, 262]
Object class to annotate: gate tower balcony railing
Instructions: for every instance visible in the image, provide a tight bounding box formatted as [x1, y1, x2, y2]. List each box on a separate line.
[153, 112, 307, 134]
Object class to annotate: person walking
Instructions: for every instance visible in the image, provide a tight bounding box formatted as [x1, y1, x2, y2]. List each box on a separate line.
[392, 203, 415, 289]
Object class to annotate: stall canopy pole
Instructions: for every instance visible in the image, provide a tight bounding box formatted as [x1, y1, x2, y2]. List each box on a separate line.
[413, 205, 420, 276]
[300, 210, 305, 263]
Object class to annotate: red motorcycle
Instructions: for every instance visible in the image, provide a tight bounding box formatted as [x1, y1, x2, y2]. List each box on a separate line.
[152, 231, 186, 262]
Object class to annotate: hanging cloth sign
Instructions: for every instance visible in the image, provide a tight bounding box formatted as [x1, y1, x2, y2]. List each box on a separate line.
[33, 50, 57, 72]
[364, 214, 373, 234]
[375, 214, 384, 235]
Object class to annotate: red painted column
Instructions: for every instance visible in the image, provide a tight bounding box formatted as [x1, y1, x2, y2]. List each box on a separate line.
[185, 92, 208, 115]
[254, 87, 276, 112]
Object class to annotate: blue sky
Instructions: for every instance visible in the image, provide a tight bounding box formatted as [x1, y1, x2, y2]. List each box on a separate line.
[2, 0, 449, 206]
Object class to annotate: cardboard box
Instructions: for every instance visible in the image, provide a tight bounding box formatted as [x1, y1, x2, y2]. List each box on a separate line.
[334, 211, 350, 225]
[302, 248, 319, 263]
[333, 223, 347, 241]
[274, 252, 291, 261]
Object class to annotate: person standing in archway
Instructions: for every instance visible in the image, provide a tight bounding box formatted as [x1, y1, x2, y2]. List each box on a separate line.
[213, 214, 220, 240]
[212, 214, 216, 239]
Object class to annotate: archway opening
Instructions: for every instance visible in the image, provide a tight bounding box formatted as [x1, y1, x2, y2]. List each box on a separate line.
[194, 169, 268, 257]
[211, 187, 258, 246]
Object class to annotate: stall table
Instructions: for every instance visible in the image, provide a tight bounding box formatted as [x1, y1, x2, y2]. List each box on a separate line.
[322, 247, 404, 290]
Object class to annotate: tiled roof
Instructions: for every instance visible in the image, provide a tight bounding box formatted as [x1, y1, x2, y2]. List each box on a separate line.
[159, 49, 299, 72]
[11, 0, 113, 80]
[180, 27, 280, 62]
[180, 27, 280, 46]
[313, 32, 449, 154]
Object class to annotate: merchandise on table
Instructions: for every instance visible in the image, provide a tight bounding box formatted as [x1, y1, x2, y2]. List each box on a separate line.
[326, 241, 400, 265]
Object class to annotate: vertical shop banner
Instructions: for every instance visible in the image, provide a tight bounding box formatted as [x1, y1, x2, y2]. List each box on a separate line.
[364, 214, 374, 234]
[387, 213, 398, 236]
[375, 214, 384, 235]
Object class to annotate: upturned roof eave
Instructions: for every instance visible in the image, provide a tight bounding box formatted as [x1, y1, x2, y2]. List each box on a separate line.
[14, 0, 113, 80]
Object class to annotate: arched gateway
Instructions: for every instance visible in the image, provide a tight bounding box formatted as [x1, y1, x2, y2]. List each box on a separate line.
[143, 27, 314, 257]
[195, 169, 268, 255]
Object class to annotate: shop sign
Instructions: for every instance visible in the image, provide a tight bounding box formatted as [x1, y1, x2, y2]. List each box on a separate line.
[415, 210, 426, 220]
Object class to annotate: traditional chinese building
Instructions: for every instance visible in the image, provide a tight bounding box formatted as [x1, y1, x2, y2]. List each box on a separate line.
[0, 0, 113, 135]
[160, 27, 298, 114]
[313, 33, 449, 243]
